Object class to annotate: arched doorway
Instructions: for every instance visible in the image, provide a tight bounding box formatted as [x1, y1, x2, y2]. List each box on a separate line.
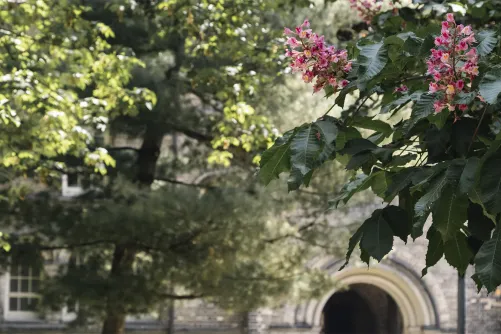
[322, 283, 403, 334]
[293, 263, 439, 333]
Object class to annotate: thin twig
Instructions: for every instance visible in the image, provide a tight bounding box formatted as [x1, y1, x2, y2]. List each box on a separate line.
[468, 106, 488, 154]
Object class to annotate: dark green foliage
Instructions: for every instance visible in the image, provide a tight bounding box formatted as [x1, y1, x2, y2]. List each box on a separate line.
[259, 0, 501, 292]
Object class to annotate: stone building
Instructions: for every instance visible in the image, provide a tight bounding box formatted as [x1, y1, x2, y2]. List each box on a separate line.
[0, 177, 500, 333]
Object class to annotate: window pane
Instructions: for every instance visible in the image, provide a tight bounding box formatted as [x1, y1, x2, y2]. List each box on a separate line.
[29, 298, 39, 311]
[68, 173, 79, 186]
[20, 297, 38, 311]
[20, 298, 28, 311]
[20, 265, 29, 277]
[9, 297, 18, 311]
[32, 279, 40, 293]
[20, 279, 29, 292]
[10, 279, 18, 292]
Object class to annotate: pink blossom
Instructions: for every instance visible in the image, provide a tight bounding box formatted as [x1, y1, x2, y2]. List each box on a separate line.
[286, 37, 300, 48]
[343, 62, 353, 72]
[349, 0, 385, 23]
[426, 13, 481, 115]
[461, 26, 473, 36]
[434, 101, 445, 113]
[456, 40, 468, 51]
[299, 29, 312, 39]
[302, 70, 314, 83]
[284, 21, 353, 94]
[465, 48, 477, 59]
[394, 85, 408, 93]
[441, 52, 450, 64]
[429, 82, 439, 93]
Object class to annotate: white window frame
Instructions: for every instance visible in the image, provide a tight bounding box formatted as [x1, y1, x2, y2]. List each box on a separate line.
[3, 265, 41, 321]
[62, 174, 84, 197]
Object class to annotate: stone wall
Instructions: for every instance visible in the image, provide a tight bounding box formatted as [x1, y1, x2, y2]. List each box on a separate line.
[465, 266, 501, 334]
[173, 299, 242, 331]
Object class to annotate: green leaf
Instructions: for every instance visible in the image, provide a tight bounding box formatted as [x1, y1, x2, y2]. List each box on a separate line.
[422, 227, 444, 277]
[380, 94, 412, 114]
[475, 223, 501, 292]
[290, 124, 321, 176]
[403, 35, 423, 55]
[360, 247, 371, 266]
[405, 93, 438, 132]
[479, 68, 501, 104]
[287, 169, 313, 192]
[340, 138, 378, 155]
[384, 35, 405, 47]
[454, 92, 476, 105]
[459, 157, 479, 194]
[414, 163, 463, 219]
[336, 127, 362, 150]
[346, 152, 374, 171]
[335, 81, 357, 108]
[357, 42, 388, 80]
[340, 226, 364, 270]
[386, 168, 417, 199]
[360, 209, 394, 261]
[412, 213, 431, 240]
[330, 173, 377, 208]
[314, 117, 338, 164]
[477, 150, 501, 216]
[258, 129, 296, 185]
[476, 30, 498, 57]
[471, 273, 483, 293]
[371, 171, 389, 199]
[414, 170, 448, 218]
[419, 35, 435, 57]
[468, 203, 495, 242]
[350, 116, 392, 136]
[444, 232, 473, 276]
[432, 186, 469, 241]
[383, 205, 410, 243]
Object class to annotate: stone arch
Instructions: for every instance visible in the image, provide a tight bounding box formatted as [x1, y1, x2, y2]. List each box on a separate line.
[296, 262, 438, 333]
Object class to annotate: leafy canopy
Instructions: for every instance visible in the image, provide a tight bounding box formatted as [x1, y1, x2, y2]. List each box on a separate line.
[259, 0, 501, 292]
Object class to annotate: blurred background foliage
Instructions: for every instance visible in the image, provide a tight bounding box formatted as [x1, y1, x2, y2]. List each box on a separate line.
[0, 0, 375, 333]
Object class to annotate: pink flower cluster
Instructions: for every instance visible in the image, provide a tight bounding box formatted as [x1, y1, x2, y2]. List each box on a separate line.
[349, 0, 383, 23]
[349, 0, 402, 24]
[427, 13, 479, 113]
[394, 84, 408, 93]
[284, 20, 352, 93]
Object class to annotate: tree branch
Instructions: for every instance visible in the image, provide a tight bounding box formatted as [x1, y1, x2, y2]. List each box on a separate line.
[264, 222, 317, 244]
[159, 293, 204, 300]
[106, 147, 140, 153]
[154, 177, 219, 190]
[165, 121, 213, 142]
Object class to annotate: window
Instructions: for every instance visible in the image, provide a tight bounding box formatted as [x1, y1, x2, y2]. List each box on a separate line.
[67, 173, 79, 187]
[9, 264, 41, 312]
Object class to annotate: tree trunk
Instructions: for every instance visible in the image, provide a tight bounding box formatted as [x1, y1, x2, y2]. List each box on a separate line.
[101, 244, 136, 334]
